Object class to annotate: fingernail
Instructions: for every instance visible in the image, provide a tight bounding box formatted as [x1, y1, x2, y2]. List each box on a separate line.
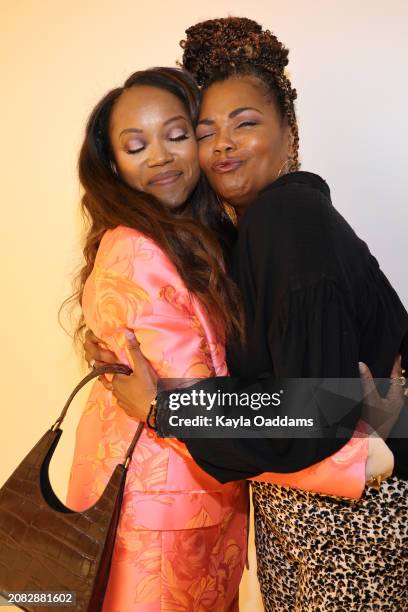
[125, 330, 134, 340]
[358, 362, 367, 373]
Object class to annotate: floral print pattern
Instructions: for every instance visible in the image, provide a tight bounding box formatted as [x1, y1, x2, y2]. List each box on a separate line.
[66, 226, 248, 611]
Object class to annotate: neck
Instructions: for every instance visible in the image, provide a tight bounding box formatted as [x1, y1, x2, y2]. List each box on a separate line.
[227, 196, 253, 224]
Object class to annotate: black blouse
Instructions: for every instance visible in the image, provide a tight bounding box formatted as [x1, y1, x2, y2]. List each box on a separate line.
[157, 171, 408, 481]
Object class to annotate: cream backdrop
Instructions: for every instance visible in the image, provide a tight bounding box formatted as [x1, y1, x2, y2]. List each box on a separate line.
[1, 0, 407, 610]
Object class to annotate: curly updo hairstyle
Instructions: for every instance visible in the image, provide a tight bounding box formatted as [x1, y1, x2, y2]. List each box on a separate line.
[181, 17, 299, 171]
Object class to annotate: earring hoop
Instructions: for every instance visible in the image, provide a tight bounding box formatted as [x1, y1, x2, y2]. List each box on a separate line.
[110, 160, 118, 176]
[277, 158, 292, 179]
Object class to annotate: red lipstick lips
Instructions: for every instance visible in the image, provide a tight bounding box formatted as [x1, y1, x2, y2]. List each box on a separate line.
[149, 170, 182, 185]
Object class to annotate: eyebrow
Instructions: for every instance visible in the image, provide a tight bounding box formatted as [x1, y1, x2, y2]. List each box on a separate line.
[197, 106, 263, 126]
[119, 115, 188, 137]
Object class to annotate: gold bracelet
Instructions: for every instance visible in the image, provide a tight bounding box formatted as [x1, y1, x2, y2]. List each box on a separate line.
[146, 398, 158, 430]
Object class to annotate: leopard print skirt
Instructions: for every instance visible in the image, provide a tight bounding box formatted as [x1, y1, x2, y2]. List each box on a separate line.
[252, 476, 408, 611]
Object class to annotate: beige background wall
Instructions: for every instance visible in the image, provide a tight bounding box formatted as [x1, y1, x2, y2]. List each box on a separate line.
[1, 1, 407, 609]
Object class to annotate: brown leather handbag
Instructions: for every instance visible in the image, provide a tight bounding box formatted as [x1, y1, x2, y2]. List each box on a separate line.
[0, 364, 144, 612]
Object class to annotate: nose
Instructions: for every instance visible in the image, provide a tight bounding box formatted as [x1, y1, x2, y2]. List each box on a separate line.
[147, 140, 174, 167]
[213, 128, 237, 154]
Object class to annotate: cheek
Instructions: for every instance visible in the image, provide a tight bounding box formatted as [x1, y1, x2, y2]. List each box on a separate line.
[243, 133, 275, 159]
[198, 143, 212, 174]
[116, 156, 144, 190]
[177, 142, 200, 189]
[186, 142, 200, 179]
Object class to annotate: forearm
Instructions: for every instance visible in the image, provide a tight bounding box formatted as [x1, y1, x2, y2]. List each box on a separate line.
[154, 375, 361, 483]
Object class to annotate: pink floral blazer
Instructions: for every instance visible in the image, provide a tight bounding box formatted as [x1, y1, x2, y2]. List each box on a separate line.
[68, 224, 248, 530]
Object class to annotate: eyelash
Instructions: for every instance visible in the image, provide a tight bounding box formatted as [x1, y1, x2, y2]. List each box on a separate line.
[126, 134, 189, 155]
[197, 121, 257, 142]
[170, 134, 189, 142]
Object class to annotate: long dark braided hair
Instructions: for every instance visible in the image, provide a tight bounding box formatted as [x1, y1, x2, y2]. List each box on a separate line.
[180, 17, 300, 171]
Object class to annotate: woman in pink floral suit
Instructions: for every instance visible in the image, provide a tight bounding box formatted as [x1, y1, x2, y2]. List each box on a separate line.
[65, 67, 248, 611]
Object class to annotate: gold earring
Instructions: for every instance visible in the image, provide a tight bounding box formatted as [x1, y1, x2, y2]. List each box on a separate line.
[221, 200, 238, 225]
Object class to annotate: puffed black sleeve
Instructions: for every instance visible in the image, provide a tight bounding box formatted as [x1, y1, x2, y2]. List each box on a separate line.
[155, 180, 364, 483]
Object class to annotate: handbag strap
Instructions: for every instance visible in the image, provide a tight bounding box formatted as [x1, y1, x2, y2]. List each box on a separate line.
[51, 364, 145, 468]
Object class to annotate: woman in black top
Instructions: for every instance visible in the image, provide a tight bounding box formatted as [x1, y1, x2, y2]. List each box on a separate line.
[85, 17, 408, 611]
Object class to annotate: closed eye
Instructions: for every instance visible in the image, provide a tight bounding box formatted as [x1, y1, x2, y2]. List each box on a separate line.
[237, 120, 257, 128]
[126, 147, 145, 155]
[196, 133, 214, 141]
[169, 134, 189, 142]
[127, 134, 188, 153]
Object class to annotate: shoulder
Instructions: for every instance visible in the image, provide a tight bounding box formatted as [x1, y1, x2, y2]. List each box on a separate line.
[95, 225, 171, 276]
[233, 172, 357, 292]
[91, 226, 183, 293]
[240, 172, 332, 239]
[237, 173, 335, 271]
[98, 225, 157, 259]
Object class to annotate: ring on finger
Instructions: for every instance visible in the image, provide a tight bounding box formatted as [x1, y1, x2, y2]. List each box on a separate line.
[390, 375, 406, 386]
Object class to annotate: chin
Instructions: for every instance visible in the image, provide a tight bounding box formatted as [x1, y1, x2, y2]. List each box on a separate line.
[162, 200, 185, 212]
[219, 186, 248, 205]
[161, 194, 189, 212]
[213, 176, 245, 199]
[154, 187, 188, 210]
